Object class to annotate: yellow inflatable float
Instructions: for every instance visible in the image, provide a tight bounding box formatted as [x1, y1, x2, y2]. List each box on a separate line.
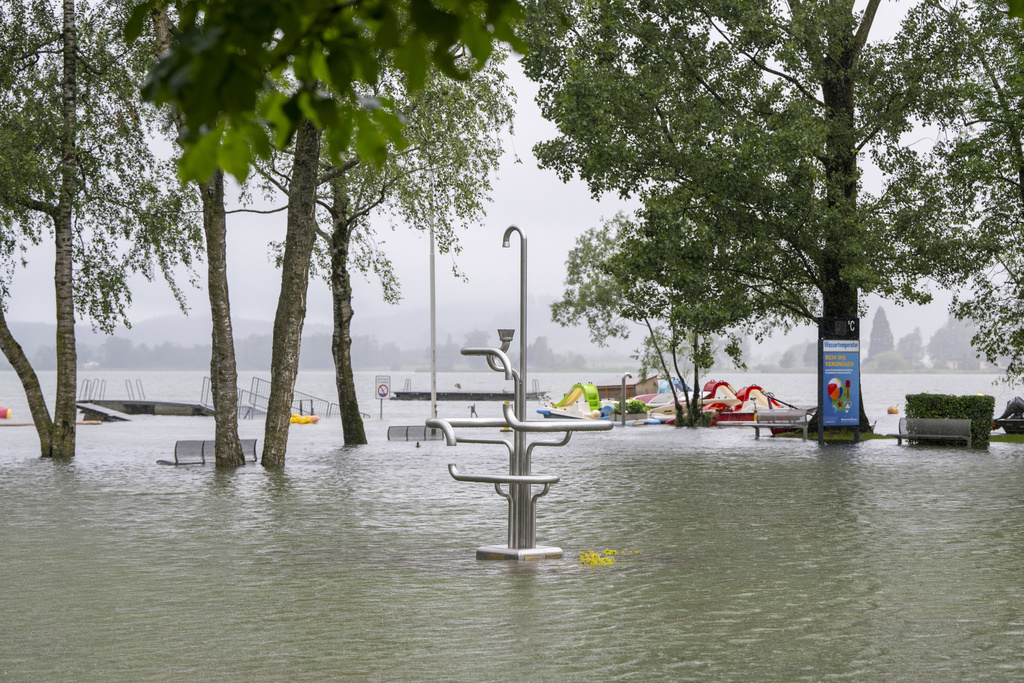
[290, 414, 320, 424]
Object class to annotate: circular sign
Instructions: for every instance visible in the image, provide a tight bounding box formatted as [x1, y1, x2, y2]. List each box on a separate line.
[377, 384, 390, 399]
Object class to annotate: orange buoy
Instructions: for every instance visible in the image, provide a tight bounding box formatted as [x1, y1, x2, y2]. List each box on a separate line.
[887, 405, 899, 414]
[0, 407, 10, 419]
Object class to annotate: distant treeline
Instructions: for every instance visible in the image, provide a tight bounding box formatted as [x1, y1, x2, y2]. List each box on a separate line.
[11, 333, 592, 372]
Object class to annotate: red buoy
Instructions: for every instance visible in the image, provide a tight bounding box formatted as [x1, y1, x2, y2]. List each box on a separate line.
[0, 407, 11, 419]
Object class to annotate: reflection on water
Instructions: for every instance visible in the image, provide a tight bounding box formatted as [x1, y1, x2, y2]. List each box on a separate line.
[3, 371, 1024, 679]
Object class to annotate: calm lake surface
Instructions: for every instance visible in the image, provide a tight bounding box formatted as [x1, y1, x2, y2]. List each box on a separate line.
[3, 370, 1024, 680]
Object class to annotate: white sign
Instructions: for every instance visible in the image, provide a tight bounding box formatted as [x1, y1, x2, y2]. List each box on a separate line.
[375, 375, 391, 400]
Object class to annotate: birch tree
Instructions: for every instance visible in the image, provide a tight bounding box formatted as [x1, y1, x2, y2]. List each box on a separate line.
[0, 0, 200, 458]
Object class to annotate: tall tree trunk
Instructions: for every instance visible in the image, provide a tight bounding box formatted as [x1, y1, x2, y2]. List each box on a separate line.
[821, 24, 872, 433]
[329, 213, 367, 445]
[0, 308, 54, 456]
[262, 117, 322, 467]
[51, 0, 78, 459]
[152, 9, 245, 466]
[202, 170, 245, 466]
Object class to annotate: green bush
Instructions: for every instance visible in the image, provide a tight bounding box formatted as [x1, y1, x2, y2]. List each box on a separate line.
[905, 393, 996, 448]
[613, 399, 649, 415]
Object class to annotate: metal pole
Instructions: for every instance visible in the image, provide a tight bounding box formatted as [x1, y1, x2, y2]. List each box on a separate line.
[503, 226, 528, 547]
[429, 167, 437, 419]
[621, 373, 632, 426]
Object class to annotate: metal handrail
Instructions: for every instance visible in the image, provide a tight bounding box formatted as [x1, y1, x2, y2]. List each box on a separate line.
[447, 464, 559, 485]
[461, 347, 514, 380]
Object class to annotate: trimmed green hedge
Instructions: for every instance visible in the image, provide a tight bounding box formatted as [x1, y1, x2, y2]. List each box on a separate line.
[905, 393, 996, 448]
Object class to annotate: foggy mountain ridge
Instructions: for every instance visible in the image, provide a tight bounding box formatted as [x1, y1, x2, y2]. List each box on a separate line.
[1, 297, 637, 364]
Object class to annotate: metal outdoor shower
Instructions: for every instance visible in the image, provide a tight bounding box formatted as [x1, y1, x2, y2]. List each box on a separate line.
[426, 226, 612, 561]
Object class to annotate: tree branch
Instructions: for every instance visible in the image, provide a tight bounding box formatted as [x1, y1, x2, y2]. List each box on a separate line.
[225, 205, 288, 215]
[316, 156, 361, 186]
[851, 0, 882, 65]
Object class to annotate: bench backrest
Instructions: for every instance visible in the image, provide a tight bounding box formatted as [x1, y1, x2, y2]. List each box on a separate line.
[755, 409, 811, 424]
[173, 438, 259, 464]
[387, 426, 445, 441]
[900, 417, 972, 436]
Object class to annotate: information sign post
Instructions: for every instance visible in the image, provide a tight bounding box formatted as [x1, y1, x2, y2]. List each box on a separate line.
[376, 375, 391, 419]
[817, 318, 861, 445]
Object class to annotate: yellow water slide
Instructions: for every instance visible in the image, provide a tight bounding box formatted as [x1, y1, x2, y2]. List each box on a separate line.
[554, 383, 602, 411]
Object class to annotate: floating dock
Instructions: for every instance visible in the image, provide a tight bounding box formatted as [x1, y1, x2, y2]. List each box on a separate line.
[77, 400, 214, 421]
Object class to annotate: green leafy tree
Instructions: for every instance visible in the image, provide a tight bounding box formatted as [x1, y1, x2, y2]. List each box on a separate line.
[904, 0, 1024, 382]
[125, 0, 524, 182]
[553, 214, 747, 426]
[869, 307, 894, 360]
[521, 0, 965, 431]
[0, 0, 200, 459]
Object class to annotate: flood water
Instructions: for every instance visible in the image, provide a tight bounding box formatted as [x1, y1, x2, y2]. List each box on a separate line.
[3, 370, 1024, 680]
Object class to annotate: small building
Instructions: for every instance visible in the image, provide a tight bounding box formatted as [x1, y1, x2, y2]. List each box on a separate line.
[589, 374, 662, 400]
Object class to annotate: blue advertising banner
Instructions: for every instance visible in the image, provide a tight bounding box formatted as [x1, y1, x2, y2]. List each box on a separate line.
[821, 340, 860, 427]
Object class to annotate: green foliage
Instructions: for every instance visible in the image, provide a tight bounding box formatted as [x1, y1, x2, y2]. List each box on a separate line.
[552, 213, 747, 428]
[128, 0, 524, 182]
[903, 0, 1024, 384]
[521, 0, 963, 337]
[612, 399, 648, 416]
[905, 393, 996, 448]
[550, 215, 633, 345]
[0, 0, 201, 331]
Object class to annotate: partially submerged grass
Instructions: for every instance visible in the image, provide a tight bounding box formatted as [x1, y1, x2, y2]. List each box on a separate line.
[990, 433, 1024, 444]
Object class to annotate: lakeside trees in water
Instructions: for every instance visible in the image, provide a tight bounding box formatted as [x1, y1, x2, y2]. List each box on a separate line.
[247, 58, 513, 453]
[0, 0, 200, 459]
[11, 0, 1024, 460]
[519, 0, 996, 429]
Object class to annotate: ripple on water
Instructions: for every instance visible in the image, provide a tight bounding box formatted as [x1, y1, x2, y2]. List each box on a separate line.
[4, 390, 1024, 679]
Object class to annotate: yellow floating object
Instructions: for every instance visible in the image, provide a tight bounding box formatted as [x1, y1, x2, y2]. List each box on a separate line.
[290, 414, 320, 424]
[888, 405, 899, 414]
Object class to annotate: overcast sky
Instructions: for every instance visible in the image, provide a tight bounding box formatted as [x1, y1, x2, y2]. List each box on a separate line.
[5, 3, 957, 354]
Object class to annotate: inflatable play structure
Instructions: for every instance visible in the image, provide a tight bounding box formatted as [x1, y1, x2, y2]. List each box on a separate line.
[637, 379, 803, 426]
[538, 383, 614, 419]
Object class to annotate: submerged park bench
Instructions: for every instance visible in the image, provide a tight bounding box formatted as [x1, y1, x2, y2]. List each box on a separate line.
[887, 418, 972, 447]
[158, 439, 259, 465]
[716, 408, 815, 440]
